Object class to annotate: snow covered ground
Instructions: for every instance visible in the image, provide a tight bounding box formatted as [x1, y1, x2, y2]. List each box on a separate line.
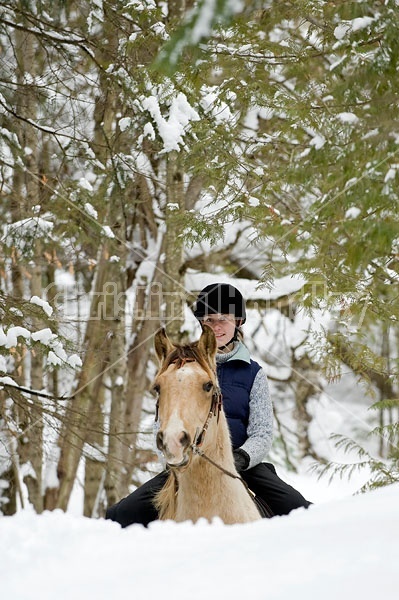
[1, 477, 397, 600]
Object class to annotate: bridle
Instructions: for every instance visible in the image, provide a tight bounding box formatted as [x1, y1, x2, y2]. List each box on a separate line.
[192, 387, 222, 449]
[154, 356, 222, 450]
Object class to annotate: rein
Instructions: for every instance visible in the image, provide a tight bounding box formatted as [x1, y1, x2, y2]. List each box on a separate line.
[191, 445, 258, 507]
[191, 447, 273, 518]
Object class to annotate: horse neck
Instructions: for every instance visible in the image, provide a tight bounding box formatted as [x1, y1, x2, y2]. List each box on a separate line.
[190, 410, 236, 475]
[174, 411, 241, 517]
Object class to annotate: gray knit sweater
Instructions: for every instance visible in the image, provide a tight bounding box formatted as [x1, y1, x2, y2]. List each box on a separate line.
[216, 342, 273, 469]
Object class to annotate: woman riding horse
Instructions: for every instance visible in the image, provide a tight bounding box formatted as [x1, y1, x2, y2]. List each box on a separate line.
[106, 283, 311, 527]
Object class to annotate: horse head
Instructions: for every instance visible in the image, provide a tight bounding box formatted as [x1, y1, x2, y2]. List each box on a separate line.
[153, 327, 219, 468]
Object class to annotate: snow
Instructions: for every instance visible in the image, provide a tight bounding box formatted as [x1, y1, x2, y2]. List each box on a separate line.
[384, 165, 398, 182]
[31, 328, 55, 345]
[47, 350, 63, 366]
[118, 117, 131, 132]
[84, 202, 98, 220]
[334, 17, 375, 40]
[43, 459, 59, 491]
[0, 483, 397, 600]
[142, 92, 200, 153]
[101, 225, 115, 239]
[54, 269, 75, 288]
[345, 207, 361, 219]
[0, 325, 31, 348]
[67, 354, 83, 369]
[185, 271, 306, 303]
[200, 87, 233, 125]
[143, 121, 156, 140]
[78, 177, 94, 192]
[309, 132, 326, 150]
[30, 295, 53, 317]
[2, 218, 54, 250]
[0, 375, 18, 387]
[1, 268, 396, 600]
[351, 16, 375, 32]
[337, 112, 359, 125]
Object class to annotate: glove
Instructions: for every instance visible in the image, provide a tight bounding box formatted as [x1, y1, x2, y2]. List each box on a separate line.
[233, 448, 250, 472]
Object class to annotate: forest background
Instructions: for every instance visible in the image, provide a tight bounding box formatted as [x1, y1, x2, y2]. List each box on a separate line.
[0, 0, 398, 519]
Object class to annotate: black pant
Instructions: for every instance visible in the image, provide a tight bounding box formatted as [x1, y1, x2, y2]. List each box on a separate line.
[105, 463, 311, 528]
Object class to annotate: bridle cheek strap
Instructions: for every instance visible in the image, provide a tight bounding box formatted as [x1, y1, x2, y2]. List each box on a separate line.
[193, 390, 222, 449]
[155, 389, 221, 444]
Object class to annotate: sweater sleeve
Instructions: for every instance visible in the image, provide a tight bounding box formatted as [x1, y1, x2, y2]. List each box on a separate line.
[239, 368, 273, 469]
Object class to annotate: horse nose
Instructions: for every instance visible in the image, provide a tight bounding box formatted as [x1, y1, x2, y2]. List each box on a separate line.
[156, 429, 190, 454]
[179, 431, 190, 449]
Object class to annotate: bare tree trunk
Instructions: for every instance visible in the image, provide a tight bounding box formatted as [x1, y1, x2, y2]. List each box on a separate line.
[56, 247, 113, 510]
[379, 323, 392, 458]
[55, 2, 126, 511]
[11, 20, 45, 512]
[83, 383, 106, 517]
[84, 254, 127, 516]
[100, 0, 193, 507]
[0, 389, 21, 514]
[101, 319, 128, 511]
[117, 263, 163, 496]
[163, 151, 186, 340]
[23, 239, 45, 513]
[292, 354, 322, 460]
[328, 331, 395, 457]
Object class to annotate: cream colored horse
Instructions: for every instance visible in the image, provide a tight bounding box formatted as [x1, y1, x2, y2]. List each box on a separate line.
[153, 327, 261, 524]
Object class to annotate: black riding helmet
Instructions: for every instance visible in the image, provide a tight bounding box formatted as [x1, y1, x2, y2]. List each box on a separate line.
[193, 283, 247, 324]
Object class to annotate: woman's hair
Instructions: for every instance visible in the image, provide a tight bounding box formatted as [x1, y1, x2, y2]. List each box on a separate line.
[236, 327, 244, 341]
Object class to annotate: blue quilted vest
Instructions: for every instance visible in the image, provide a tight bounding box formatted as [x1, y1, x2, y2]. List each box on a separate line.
[216, 358, 261, 449]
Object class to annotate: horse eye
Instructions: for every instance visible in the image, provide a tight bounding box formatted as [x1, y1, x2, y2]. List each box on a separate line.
[203, 381, 213, 393]
[152, 384, 160, 396]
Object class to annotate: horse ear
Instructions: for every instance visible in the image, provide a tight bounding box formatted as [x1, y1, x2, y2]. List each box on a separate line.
[197, 326, 217, 364]
[154, 328, 174, 363]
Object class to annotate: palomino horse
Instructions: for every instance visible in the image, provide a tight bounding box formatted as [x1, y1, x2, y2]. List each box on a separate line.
[152, 327, 261, 524]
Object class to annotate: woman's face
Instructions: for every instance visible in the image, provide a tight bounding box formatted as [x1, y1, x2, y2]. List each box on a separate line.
[201, 314, 237, 348]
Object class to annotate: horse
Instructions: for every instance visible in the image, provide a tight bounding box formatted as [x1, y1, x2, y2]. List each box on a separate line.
[152, 326, 261, 524]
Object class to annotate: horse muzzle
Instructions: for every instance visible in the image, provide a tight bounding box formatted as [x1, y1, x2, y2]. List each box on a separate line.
[156, 429, 191, 468]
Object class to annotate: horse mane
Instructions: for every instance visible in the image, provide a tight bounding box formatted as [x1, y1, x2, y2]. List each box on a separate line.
[158, 342, 216, 380]
[154, 472, 177, 519]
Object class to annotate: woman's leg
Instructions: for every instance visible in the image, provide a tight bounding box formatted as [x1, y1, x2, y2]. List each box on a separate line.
[242, 463, 311, 516]
[105, 471, 168, 527]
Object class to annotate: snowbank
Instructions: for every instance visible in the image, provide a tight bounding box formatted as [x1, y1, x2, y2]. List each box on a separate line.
[1, 483, 398, 600]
